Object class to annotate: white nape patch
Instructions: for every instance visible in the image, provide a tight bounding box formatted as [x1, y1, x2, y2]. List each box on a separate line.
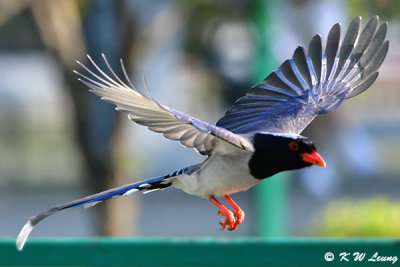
[142, 189, 159, 194]
[123, 188, 139, 196]
[139, 183, 151, 188]
[259, 132, 305, 139]
[83, 201, 101, 209]
[16, 221, 34, 251]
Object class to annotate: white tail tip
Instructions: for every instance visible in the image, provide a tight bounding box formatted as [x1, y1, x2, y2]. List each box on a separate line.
[16, 221, 34, 251]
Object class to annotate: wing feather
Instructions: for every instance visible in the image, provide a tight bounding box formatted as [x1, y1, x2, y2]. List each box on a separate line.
[324, 23, 341, 81]
[293, 46, 313, 88]
[217, 16, 388, 134]
[342, 16, 378, 79]
[333, 16, 361, 80]
[279, 60, 307, 92]
[360, 22, 388, 68]
[76, 55, 253, 154]
[308, 34, 323, 83]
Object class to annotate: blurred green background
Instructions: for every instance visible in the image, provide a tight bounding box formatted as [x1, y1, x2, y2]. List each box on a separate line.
[0, 0, 399, 240]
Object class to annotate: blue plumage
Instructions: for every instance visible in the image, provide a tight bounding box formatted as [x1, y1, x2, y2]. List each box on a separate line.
[16, 170, 185, 250]
[75, 176, 169, 208]
[216, 16, 388, 135]
[17, 16, 388, 251]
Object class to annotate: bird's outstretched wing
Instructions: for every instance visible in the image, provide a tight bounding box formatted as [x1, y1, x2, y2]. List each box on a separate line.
[217, 16, 388, 135]
[75, 55, 253, 154]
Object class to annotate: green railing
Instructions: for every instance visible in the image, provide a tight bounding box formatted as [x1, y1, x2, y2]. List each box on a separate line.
[1, 238, 399, 266]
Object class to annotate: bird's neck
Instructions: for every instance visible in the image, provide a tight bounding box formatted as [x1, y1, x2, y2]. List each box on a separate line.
[248, 150, 286, 180]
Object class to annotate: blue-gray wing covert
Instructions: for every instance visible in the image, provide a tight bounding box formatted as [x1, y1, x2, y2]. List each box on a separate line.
[217, 16, 388, 134]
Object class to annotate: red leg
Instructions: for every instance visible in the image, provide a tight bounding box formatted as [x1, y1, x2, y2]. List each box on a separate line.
[224, 195, 245, 230]
[209, 196, 235, 230]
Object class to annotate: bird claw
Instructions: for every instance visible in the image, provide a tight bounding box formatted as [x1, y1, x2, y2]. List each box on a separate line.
[236, 209, 245, 220]
[217, 209, 235, 230]
[211, 196, 244, 231]
[233, 209, 245, 229]
[218, 209, 245, 231]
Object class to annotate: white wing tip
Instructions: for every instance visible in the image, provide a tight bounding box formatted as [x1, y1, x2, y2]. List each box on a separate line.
[83, 201, 101, 209]
[16, 221, 34, 251]
[123, 188, 139, 196]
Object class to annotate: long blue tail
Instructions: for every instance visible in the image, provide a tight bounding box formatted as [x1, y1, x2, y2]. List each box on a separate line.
[16, 169, 184, 251]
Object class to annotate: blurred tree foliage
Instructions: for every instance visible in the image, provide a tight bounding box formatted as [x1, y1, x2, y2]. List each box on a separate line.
[178, 0, 256, 104]
[179, 0, 251, 58]
[313, 197, 400, 237]
[0, 0, 136, 236]
[348, 0, 400, 19]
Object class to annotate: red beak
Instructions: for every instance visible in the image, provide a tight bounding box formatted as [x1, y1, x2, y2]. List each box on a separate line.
[301, 150, 326, 167]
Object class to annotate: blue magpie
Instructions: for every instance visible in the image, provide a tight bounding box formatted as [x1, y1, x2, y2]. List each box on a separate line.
[17, 16, 388, 250]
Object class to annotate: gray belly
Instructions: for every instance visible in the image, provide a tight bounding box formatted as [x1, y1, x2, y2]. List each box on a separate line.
[173, 145, 260, 198]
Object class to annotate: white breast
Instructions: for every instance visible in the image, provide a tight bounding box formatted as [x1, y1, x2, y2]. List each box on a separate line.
[173, 141, 260, 198]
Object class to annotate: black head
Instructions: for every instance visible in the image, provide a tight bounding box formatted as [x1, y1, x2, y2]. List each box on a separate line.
[248, 132, 326, 179]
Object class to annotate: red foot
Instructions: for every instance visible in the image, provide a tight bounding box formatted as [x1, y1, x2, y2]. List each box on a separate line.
[209, 195, 245, 231]
[224, 195, 245, 230]
[217, 209, 235, 230]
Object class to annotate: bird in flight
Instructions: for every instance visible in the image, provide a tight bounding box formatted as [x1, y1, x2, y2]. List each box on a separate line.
[17, 16, 388, 250]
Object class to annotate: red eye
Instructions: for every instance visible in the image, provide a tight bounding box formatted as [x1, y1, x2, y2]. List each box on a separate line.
[289, 141, 299, 151]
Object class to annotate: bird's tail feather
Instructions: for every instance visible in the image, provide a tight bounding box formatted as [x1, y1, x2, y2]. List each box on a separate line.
[16, 169, 185, 251]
